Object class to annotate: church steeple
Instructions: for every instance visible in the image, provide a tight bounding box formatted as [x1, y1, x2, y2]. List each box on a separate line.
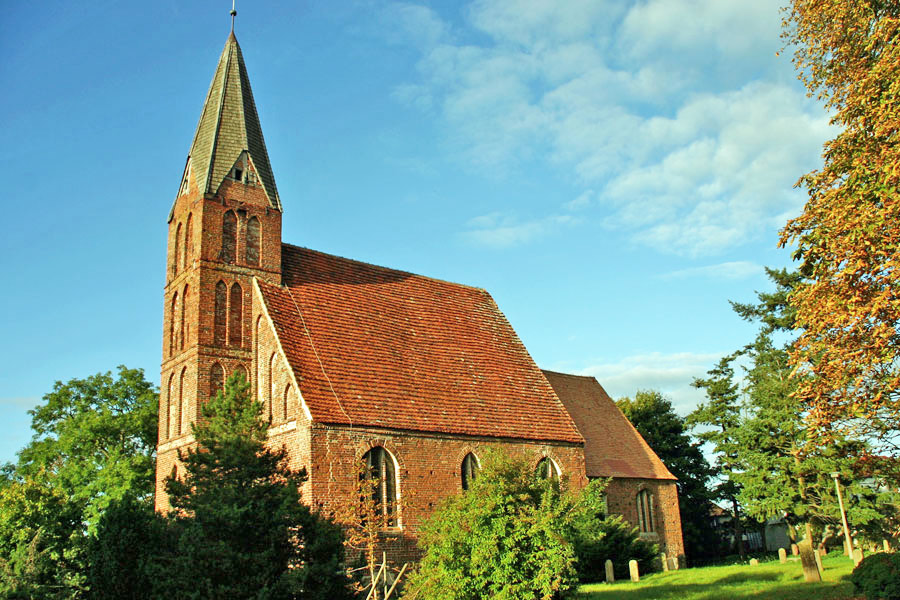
[173, 32, 281, 214]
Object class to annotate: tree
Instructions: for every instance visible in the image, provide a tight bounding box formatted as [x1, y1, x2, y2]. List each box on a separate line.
[0, 366, 158, 598]
[689, 355, 747, 557]
[404, 451, 592, 600]
[617, 391, 720, 559]
[779, 1, 900, 447]
[161, 371, 350, 600]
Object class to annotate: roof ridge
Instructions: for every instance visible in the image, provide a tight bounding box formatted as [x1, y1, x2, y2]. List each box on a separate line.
[281, 243, 488, 293]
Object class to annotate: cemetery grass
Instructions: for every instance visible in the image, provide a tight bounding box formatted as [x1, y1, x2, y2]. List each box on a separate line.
[576, 553, 858, 600]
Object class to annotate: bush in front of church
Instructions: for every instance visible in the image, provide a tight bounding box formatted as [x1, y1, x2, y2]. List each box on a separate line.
[403, 451, 607, 600]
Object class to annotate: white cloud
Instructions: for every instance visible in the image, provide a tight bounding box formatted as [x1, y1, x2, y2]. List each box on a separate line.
[576, 351, 723, 415]
[462, 211, 580, 248]
[662, 261, 763, 281]
[381, 0, 832, 256]
[564, 189, 594, 211]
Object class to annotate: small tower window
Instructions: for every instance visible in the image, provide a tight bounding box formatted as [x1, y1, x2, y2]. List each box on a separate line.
[180, 285, 188, 351]
[246, 216, 261, 266]
[178, 367, 187, 436]
[222, 210, 237, 263]
[169, 292, 178, 357]
[166, 374, 175, 439]
[184, 213, 193, 266]
[228, 283, 243, 347]
[637, 490, 655, 533]
[461, 453, 479, 491]
[267, 353, 277, 423]
[233, 168, 243, 182]
[173, 222, 182, 276]
[210, 362, 225, 401]
[283, 384, 291, 421]
[214, 281, 227, 347]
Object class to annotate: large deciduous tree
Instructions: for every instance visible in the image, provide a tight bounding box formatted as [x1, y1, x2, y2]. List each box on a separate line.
[779, 1, 900, 446]
[616, 391, 720, 559]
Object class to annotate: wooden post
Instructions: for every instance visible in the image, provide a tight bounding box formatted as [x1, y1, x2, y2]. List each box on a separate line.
[778, 548, 787, 564]
[629, 559, 640, 582]
[798, 539, 821, 582]
[605, 559, 615, 583]
[853, 547, 864, 566]
[660, 552, 669, 571]
[791, 543, 799, 556]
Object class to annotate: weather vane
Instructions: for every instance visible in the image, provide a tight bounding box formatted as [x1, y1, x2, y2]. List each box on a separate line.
[230, 0, 237, 32]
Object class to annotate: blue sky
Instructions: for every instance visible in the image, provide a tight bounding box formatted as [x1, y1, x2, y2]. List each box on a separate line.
[1, 1, 831, 464]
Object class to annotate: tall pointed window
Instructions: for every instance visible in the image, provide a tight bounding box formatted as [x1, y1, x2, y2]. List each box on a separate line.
[178, 368, 187, 436]
[267, 353, 277, 422]
[229, 283, 243, 347]
[180, 285, 188, 350]
[362, 446, 398, 527]
[461, 453, 479, 490]
[637, 490, 655, 533]
[166, 374, 175, 439]
[235, 364, 249, 384]
[255, 316, 264, 405]
[246, 216, 260, 266]
[214, 281, 227, 346]
[210, 362, 225, 401]
[222, 210, 237, 263]
[535, 457, 560, 481]
[282, 384, 291, 421]
[173, 222, 182, 275]
[169, 292, 178, 356]
[184, 213, 193, 267]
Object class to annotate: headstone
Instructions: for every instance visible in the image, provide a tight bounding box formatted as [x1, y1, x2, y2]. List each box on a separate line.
[798, 540, 821, 582]
[749, 558, 759, 566]
[884, 539, 891, 553]
[605, 559, 614, 583]
[668, 557, 678, 571]
[791, 543, 799, 556]
[813, 549, 823, 575]
[778, 548, 787, 564]
[676, 555, 685, 570]
[660, 553, 668, 571]
[853, 548, 864, 567]
[629, 559, 640, 583]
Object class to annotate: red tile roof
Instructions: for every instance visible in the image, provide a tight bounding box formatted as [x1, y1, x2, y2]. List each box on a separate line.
[542, 370, 676, 480]
[256, 245, 583, 444]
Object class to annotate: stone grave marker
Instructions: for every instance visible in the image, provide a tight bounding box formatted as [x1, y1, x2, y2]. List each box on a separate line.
[605, 559, 614, 583]
[629, 559, 640, 583]
[778, 548, 787, 564]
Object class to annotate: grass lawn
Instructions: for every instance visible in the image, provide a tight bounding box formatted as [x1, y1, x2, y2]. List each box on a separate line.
[576, 553, 859, 600]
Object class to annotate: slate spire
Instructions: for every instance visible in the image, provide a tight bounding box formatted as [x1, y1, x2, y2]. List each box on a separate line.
[177, 32, 281, 211]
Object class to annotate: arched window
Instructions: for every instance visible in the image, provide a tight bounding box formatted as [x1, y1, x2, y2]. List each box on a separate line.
[637, 490, 655, 533]
[267, 353, 277, 422]
[229, 283, 242, 347]
[535, 457, 560, 481]
[180, 284, 188, 351]
[461, 453, 479, 490]
[246, 216, 260, 266]
[222, 210, 237, 263]
[214, 281, 227, 346]
[362, 446, 398, 527]
[166, 374, 175, 439]
[235, 364, 249, 384]
[178, 367, 187, 435]
[173, 222, 181, 275]
[210, 362, 225, 402]
[169, 292, 178, 356]
[282, 384, 291, 421]
[184, 213, 193, 267]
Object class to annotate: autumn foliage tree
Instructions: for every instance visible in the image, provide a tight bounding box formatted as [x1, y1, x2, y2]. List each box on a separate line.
[779, 1, 900, 447]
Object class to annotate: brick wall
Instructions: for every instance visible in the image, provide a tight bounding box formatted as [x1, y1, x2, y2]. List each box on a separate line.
[605, 477, 685, 559]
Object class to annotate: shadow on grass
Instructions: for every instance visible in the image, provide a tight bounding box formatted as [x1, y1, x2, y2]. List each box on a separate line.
[576, 581, 853, 600]
[712, 571, 780, 585]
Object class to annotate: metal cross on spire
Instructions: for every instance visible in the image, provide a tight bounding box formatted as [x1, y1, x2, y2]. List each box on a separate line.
[230, 0, 237, 32]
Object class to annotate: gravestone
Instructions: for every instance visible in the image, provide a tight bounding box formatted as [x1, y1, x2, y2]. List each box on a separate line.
[798, 540, 821, 582]
[749, 558, 759, 566]
[629, 559, 640, 583]
[668, 557, 678, 571]
[813, 549, 823, 575]
[778, 548, 787, 564]
[605, 559, 614, 583]
[884, 539, 891, 553]
[853, 548, 864, 567]
[791, 543, 799, 556]
[660, 553, 668, 571]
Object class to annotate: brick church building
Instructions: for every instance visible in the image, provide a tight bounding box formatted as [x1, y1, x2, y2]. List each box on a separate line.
[155, 30, 685, 562]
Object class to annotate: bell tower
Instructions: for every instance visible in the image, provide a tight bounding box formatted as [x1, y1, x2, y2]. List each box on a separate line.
[156, 31, 283, 506]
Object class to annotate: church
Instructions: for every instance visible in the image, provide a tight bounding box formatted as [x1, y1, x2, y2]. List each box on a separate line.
[154, 28, 685, 563]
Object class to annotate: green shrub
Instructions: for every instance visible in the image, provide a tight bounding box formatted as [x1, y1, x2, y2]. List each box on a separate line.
[571, 512, 658, 583]
[404, 451, 596, 600]
[850, 553, 900, 600]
